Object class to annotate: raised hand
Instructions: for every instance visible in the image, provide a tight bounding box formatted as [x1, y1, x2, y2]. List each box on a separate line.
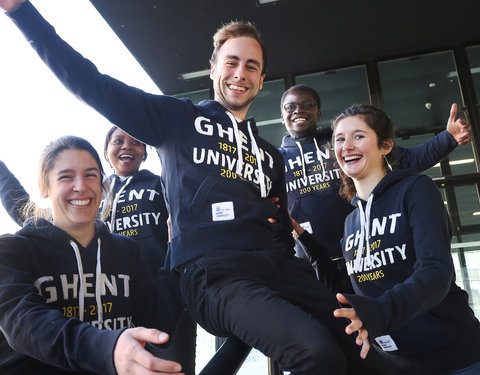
[447, 103, 471, 146]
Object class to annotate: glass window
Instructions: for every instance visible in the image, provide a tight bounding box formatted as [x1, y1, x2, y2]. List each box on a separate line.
[466, 44, 480, 102]
[443, 184, 480, 318]
[196, 328, 270, 375]
[452, 185, 480, 227]
[378, 51, 477, 175]
[172, 88, 211, 104]
[296, 65, 370, 127]
[195, 326, 217, 373]
[247, 79, 286, 147]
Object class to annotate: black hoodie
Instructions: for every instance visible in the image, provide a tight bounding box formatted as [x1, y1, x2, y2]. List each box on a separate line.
[0, 219, 179, 375]
[341, 169, 480, 374]
[102, 169, 169, 268]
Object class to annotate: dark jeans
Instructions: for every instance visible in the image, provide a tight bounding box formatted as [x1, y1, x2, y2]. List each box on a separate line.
[179, 248, 391, 375]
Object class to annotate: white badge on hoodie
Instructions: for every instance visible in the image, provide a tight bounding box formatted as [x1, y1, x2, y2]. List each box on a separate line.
[299, 221, 313, 234]
[375, 335, 398, 351]
[212, 201, 235, 221]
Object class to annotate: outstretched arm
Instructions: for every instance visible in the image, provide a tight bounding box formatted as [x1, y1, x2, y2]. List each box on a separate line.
[291, 217, 346, 293]
[3, 1, 187, 147]
[393, 103, 470, 172]
[0, 161, 30, 226]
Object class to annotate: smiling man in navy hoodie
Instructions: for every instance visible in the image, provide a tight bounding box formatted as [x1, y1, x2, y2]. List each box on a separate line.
[0, 1, 391, 373]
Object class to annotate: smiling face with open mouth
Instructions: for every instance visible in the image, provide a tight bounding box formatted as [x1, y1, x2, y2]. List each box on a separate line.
[106, 128, 146, 177]
[334, 115, 389, 183]
[281, 90, 321, 139]
[210, 36, 265, 120]
[44, 149, 102, 236]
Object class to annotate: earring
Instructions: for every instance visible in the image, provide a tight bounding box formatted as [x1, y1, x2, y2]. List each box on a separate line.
[384, 155, 393, 171]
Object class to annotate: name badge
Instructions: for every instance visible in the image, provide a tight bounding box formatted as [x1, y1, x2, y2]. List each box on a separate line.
[300, 221, 313, 234]
[375, 335, 398, 351]
[212, 201, 235, 221]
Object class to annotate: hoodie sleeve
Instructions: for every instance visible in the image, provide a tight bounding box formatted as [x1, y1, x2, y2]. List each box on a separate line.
[0, 161, 29, 226]
[0, 234, 122, 374]
[296, 231, 345, 294]
[393, 130, 457, 172]
[6, 1, 189, 147]
[345, 176, 454, 338]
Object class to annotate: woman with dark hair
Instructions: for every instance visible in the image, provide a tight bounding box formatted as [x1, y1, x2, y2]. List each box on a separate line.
[101, 126, 169, 269]
[0, 135, 182, 374]
[332, 104, 480, 374]
[101, 126, 196, 375]
[0, 128, 196, 374]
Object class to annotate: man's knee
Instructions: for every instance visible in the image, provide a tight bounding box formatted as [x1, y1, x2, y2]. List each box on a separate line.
[280, 335, 348, 375]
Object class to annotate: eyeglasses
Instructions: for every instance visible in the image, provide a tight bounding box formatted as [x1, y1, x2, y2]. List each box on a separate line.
[283, 102, 317, 113]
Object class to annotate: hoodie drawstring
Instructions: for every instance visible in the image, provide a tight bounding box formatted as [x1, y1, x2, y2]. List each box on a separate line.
[70, 238, 103, 323]
[226, 111, 267, 198]
[295, 138, 327, 184]
[95, 238, 103, 323]
[226, 111, 244, 176]
[353, 194, 374, 272]
[295, 141, 308, 185]
[109, 176, 133, 232]
[247, 121, 267, 197]
[313, 138, 327, 181]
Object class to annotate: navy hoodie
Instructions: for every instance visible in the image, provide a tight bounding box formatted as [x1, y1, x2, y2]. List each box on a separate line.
[0, 218, 179, 375]
[340, 169, 480, 374]
[102, 170, 169, 268]
[279, 127, 458, 260]
[7, 2, 294, 270]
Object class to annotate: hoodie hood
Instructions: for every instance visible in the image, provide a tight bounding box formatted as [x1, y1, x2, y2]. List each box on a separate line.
[351, 168, 418, 208]
[20, 217, 108, 242]
[280, 127, 332, 148]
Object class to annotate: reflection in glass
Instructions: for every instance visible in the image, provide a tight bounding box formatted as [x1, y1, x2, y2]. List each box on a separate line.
[466, 45, 480, 102]
[172, 88, 211, 104]
[248, 79, 286, 147]
[379, 51, 477, 175]
[296, 66, 370, 128]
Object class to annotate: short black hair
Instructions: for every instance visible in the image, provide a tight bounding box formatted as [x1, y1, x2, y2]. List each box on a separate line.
[280, 84, 321, 112]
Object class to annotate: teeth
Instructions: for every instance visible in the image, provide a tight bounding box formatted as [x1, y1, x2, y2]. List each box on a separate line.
[70, 199, 90, 206]
[294, 118, 307, 123]
[119, 155, 134, 160]
[344, 155, 361, 162]
[229, 84, 246, 92]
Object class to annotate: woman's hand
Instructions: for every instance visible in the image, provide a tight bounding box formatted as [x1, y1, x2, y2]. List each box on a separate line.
[333, 293, 370, 359]
[114, 327, 184, 375]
